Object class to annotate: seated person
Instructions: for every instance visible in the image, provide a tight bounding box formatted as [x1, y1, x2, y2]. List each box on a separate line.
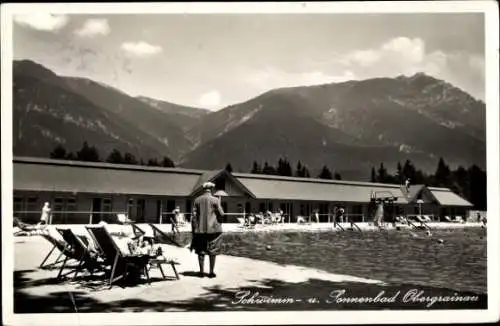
[296, 216, 306, 224]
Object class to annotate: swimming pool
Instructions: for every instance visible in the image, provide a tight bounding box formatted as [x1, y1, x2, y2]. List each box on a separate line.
[217, 227, 487, 295]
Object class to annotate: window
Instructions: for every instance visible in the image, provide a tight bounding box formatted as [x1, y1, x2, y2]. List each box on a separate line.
[102, 198, 112, 222]
[352, 205, 363, 215]
[185, 200, 192, 215]
[66, 198, 76, 223]
[280, 203, 293, 222]
[53, 197, 76, 224]
[259, 203, 266, 213]
[300, 203, 311, 217]
[13, 197, 23, 215]
[127, 198, 138, 220]
[160, 199, 176, 223]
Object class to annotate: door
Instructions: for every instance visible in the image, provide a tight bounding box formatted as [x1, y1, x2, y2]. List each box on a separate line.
[136, 199, 145, 222]
[92, 198, 102, 224]
[245, 202, 251, 215]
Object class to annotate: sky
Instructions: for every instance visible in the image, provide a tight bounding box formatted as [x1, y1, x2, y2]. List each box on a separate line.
[13, 12, 485, 110]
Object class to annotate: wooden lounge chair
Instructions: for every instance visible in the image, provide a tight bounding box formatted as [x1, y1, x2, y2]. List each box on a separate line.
[56, 228, 104, 280]
[85, 225, 152, 289]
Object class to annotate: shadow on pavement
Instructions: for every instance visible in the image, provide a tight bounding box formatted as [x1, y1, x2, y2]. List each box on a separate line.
[14, 269, 487, 313]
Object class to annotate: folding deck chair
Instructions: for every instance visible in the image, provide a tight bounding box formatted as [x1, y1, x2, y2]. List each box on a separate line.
[148, 223, 183, 248]
[56, 228, 104, 280]
[147, 224, 183, 279]
[86, 225, 155, 289]
[14, 217, 41, 236]
[39, 232, 70, 269]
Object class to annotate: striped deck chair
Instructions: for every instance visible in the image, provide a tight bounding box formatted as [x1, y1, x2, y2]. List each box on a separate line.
[56, 228, 104, 280]
[85, 225, 152, 289]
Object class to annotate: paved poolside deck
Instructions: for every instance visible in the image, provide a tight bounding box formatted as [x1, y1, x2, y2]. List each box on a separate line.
[12, 222, 487, 313]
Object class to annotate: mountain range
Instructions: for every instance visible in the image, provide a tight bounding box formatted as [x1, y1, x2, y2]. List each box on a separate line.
[12, 60, 486, 180]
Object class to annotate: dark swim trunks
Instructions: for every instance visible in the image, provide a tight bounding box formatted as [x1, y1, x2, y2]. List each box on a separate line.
[191, 233, 223, 256]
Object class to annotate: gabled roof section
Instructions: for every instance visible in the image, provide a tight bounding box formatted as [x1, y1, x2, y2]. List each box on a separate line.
[191, 170, 222, 193]
[430, 189, 473, 207]
[400, 184, 426, 202]
[190, 169, 256, 198]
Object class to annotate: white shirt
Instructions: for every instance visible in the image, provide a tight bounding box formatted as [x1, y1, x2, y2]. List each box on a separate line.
[41, 206, 51, 221]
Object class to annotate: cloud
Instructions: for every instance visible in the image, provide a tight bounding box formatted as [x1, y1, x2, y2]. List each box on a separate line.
[14, 14, 68, 31]
[75, 19, 110, 37]
[337, 36, 484, 100]
[198, 90, 222, 109]
[344, 37, 426, 73]
[245, 67, 357, 91]
[120, 41, 163, 57]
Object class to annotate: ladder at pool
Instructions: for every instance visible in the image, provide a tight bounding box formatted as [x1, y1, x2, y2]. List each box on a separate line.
[333, 221, 345, 231]
[350, 222, 362, 232]
[407, 218, 431, 231]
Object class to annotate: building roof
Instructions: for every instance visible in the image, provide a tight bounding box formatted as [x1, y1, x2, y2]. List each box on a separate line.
[14, 157, 203, 196]
[430, 189, 473, 207]
[12, 157, 472, 206]
[236, 175, 409, 203]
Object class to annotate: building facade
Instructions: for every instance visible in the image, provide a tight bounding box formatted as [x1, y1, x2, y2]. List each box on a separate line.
[13, 157, 473, 224]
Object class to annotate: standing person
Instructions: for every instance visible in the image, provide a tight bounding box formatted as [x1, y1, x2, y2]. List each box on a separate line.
[170, 206, 181, 236]
[338, 207, 345, 223]
[191, 182, 225, 278]
[313, 209, 320, 223]
[37, 202, 51, 227]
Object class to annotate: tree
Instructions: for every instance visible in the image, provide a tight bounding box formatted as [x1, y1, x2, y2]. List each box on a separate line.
[300, 164, 311, 178]
[225, 163, 233, 173]
[123, 152, 138, 165]
[377, 163, 389, 183]
[296, 161, 304, 177]
[434, 157, 452, 187]
[262, 161, 276, 175]
[276, 157, 293, 176]
[283, 159, 292, 176]
[467, 165, 487, 210]
[76, 141, 100, 162]
[396, 161, 403, 184]
[250, 161, 261, 174]
[50, 144, 67, 159]
[106, 149, 124, 164]
[402, 159, 416, 183]
[370, 167, 377, 183]
[161, 156, 175, 167]
[334, 172, 342, 180]
[318, 165, 333, 179]
[147, 158, 160, 166]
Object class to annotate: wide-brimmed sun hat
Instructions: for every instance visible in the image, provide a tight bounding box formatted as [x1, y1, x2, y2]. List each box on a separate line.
[202, 182, 216, 189]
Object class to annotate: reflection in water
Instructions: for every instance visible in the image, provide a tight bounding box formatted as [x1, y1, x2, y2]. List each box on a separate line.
[220, 228, 487, 294]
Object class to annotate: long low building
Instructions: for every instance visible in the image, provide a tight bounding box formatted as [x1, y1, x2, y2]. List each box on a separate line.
[13, 156, 473, 224]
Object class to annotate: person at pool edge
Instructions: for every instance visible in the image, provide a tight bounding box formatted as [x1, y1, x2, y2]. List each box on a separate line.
[191, 182, 225, 278]
[37, 202, 51, 228]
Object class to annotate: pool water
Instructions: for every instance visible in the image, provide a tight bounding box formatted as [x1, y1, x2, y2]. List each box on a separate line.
[217, 227, 487, 295]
